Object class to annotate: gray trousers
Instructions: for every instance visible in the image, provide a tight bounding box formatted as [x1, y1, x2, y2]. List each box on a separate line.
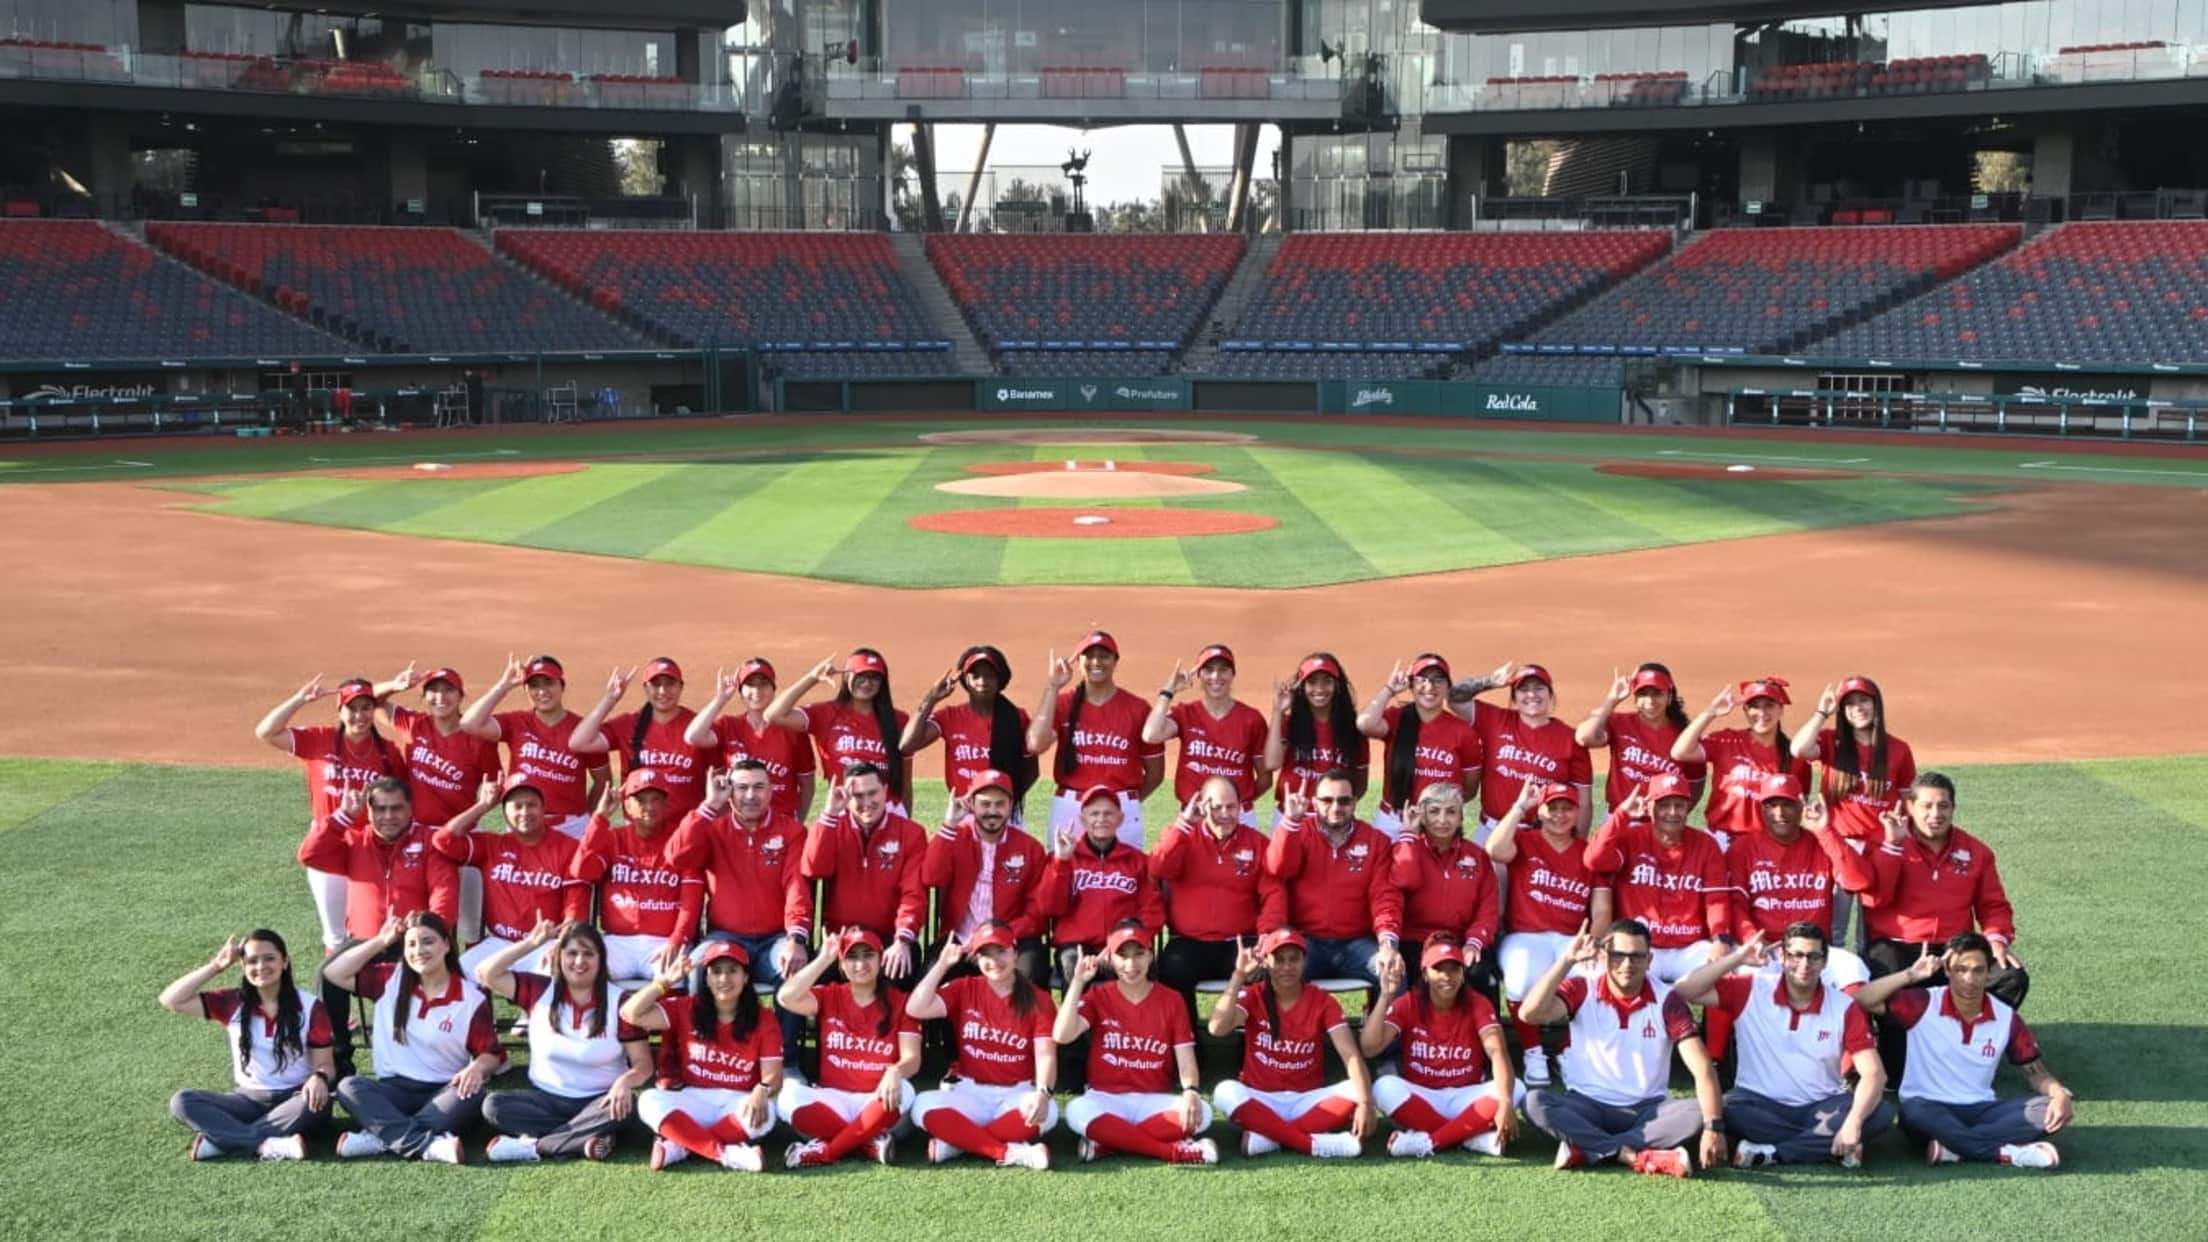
[336, 1074, 485, 1159]
[170, 1085, 330, 1152]
[481, 1085, 625, 1157]
[1900, 1095, 2052, 1162]
[1726, 1087, 1894, 1164]
[1525, 1088, 1704, 1162]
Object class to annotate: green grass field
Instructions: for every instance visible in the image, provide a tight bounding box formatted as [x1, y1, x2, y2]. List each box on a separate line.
[5, 755, 2202, 1241]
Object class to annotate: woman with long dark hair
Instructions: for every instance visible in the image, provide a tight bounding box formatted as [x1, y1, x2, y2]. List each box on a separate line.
[623, 940, 786, 1172]
[1362, 937, 1520, 1159]
[326, 911, 500, 1164]
[1356, 653, 1482, 841]
[161, 930, 334, 1161]
[907, 921, 1058, 1169]
[255, 673, 407, 952]
[1027, 630, 1163, 849]
[775, 927, 922, 1167]
[571, 658, 708, 821]
[1575, 663, 1703, 813]
[477, 918, 655, 1163]
[684, 657, 818, 820]
[1486, 778, 1614, 1088]
[1792, 675, 1915, 942]
[1672, 676, 1813, 850]
[1263, 653, 1368, 828]
[1208, 929, 1373, 1159]
[902, 644, 1035, 810]
[768, 649, 911, 812]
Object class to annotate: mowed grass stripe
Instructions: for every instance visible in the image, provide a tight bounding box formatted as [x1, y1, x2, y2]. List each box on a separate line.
[0, 757, 121, 833]
[1000, 529, 1195, 584]
[379, 466, 675, 543]
[809, 447, 1009, 588]
[184, 475, 387, 520]
[1248, 446, 1523, 575]
[2072, 755, 2208, 829]
[649, 451, 928, 574]
[1179, 445, 1375, 588]
[1387, 457, 1671, 560]
[516, 463, 733, 560]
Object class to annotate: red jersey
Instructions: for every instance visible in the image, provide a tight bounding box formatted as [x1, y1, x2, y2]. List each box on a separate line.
[600, 708, 707, 819]
[813, 983, 919, 1092]
[491, 709, 605, 819]
[287, 725, 405, 823]
[804, 702, 910, 788]
[389, 706, 502, 826]
[1389, 833, 1502, 954]
[926, 701, 1031, 798]
[940, 974, 1056, 1087]
[1036, 840, 1165, 949]
[1274, 716, 1370, 806]
[663, 807, 814, 938]
[1049, 687, 1162, 794]
[430, 827, 587, 942]
[1265, 814, 1404, 941]
[1167, 699, 1270, 804]
[1149, 816, 1283, 941]
[1812, 731, 1918, 843]
[1599, 712, 1704, 808]
[653, 993, 782, 1091]
[704, 714, 815, 818]
[1583, 809, 1729, 948]
[1504, 829, 1608, 936]
[922, 818, 1048, 940]
[1079, 982, 1193, 1095]
[297, 812, 459, 941]
[800, 809, 928, 942]
[1233, 983, 1346, 1093]
[1385, 991, 1502, 1089]
[1471, 701, 1592, 823]
[1699, 729, 1812, 838]
[1725, 828, 1874, 942]
[1862, 826, 2015, 945]
[1378, 705, 1482, 813]
[571, 814, 692, 940]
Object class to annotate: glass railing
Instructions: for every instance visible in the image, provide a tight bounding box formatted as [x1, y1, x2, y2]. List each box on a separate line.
[817, 57, 1345, 106]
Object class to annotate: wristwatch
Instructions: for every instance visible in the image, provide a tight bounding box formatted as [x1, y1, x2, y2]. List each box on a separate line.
[1704, 1117, 1726, 1134]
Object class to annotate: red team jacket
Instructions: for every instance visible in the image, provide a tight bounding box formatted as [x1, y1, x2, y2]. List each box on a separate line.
[1265, 813, 1404, 941]
[801, 808, 929, 942]
[1036, 839, 1165, 948]
[1583, 807, 1729, 949]
[921, 817, 1049, 940]
[664, 806, 815, 939]
[1389, 833, 1503, 955]
[1861, 826, 2016, 945]
[298, 811, 460, 941]
[1149, 814, 1284, 941]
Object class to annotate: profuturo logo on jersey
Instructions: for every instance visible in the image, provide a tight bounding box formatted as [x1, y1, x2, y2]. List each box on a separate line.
[1351, 387, 1395, 408]
[1485, 392, 1540, 413]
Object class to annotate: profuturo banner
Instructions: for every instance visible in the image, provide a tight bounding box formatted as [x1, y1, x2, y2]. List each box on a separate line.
[974, 378, 1190, 411]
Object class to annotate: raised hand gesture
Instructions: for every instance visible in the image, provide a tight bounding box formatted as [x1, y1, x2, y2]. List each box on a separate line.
[1737, 930, 1769, 968]
[1618, 782, 1651, 822]
[805, 655, 839, 685]
[705, 765, 734, 808]
[522, 915, 558, 949]
[1801, 792, 1831, 834]
[1604, 667, 1630, 704]
[1514, 776, 1545, 815]
[1178, 790, 1207, 827]
[1051, 826, 1078, 862]
[1159, 661, 1190, 699]
[1906, 942, 1943, 983]
[1816, 682, 1840, 717]
[375, 913, 406, 949]
[1879, 802, 1912, 847]
[715, 666, 741, 699]
[1382, 660, 1410, 698]
[927, 663, 961, 703]
[602, 665, 636, 704]
[1282, 785, 1312, 823]
[1487, 660, 1520, 688]
[338, 783, 366, 820]
[936, 934, 965, 969]
[597, 779, 621, 819]
[652, 952, 693, 992]
[209, 935, 241, 972]
[296, 674, 328, 703]
[1376, 950, 1406, 997]
[1706, 686, 1737, 718]
[1272, 677, 1295, 719]
[1044, 650, 1073, 692]
[1069, 951, 1102, 988]
[390, 661, 420, 693]
[1232, 936, 1262, 982]
[940, 791, 972, 830]
[500, 652, 526, 688]
[822, 778, 849, 821]
[1565, 919, 1598, 966]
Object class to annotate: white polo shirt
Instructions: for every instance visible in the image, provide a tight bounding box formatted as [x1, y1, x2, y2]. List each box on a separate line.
[1886, 986, 2039, 1106]
[1710, 973, 1874, 1106]
[512, 972, 644, 1098]
[199, 987, 334, 1092]
[357, 962, 497, 1084]
[1554, 974, 1701, 1107]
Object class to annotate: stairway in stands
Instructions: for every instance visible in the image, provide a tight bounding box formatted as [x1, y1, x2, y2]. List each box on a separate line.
[1176, 234, 1278, 375]
[889, 233, 994, 374]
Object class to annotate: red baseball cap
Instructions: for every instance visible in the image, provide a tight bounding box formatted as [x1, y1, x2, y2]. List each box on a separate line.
[1646, 773, 1695, 804]
[1074, 630, 1119, 657]
[958, 648, 1009, 679]
[964, 768, 1015, 798]
[737, 658, 776, 685]
[837, 929, 885, 958]
[1195, 644, 1235, 670]
[695, 940, 750, 969]
[1629, 667, 1675, 695]
[499, 771, 544, 801]
[1539, 782, 1581, 809]
[621, 767, 669, 797]
[1104, 926, 1152, 957]
[1076, 785, 1121, 809]
[844, 651, 888, 677]
[1257, 929, 1308, 957]
[1407, 654, 1451, 681]
[1420, 940, 1468, 970]
[643, 658, 684, 683]
[1511, 664, 1554, 691]
[966, 923, 1018, 955]
[1738, 676, 1792, 706]
[1836, 675, 1879, 701]
[523, 656, 565, 683]
[336, 679, 377, 707]
[1757, 773, 1805, 804]
[1296, 654, 1345, 684]
[421, 666, 464, 694]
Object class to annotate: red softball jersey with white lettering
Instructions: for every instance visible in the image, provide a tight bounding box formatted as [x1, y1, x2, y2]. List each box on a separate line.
[1600, 712, 1705, 808]
[653, 992, 783, 1090]
[1812, 730, 1918, 843]
[431, 827, 588, 942]
[1233, 983, 1347, 1094]
[1050, 687, 1163, 794]
[1378, 705, 1482, 813]
[1698, 729, 1812, 838]
[705, 714, 816, 818]
[1386, 990, 1502, 1089]
[388, 706, 502, 826]
[1504, 829, 1608, 936]
[1274, 716, 1371, 807]
[600, 708, 707, 819]
[287, 725, 405, 823]
[494, 709, 609, 819]
[927, 700, 1031, 798]
[1725, 828, 1873, 942]
[804, 702, 910, 781]
[1079, 982, 1194, 1095]
[940, 975, 1057, 1087]
[1167, 699, 1271, 804]
[1471, 701, 1593, 823]
[570, 815, 692, 939]
[1583, 809, 1729, 948]
[813, 983, 919, 1093]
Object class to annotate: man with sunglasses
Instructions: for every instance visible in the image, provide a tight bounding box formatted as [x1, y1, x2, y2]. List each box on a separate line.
[1674, 922, 1893, 1168]
[1265, 769, 1404, 987]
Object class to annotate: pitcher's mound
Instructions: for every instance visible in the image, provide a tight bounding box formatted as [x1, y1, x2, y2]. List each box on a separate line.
[938, 463, 1245, 498]
[910, 508, 1277, 538]
[966, 460, 1216, 476]
[921, 428, 1257, 446]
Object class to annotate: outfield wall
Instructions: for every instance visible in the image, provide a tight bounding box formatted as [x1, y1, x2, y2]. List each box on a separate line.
[778, 376, 1627, 423]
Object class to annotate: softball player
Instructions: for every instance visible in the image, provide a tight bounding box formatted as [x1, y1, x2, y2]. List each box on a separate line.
[621, 939, 786, 1172]
[1207, 929, 1374, 1159]
[459, 653, 610, 838]
[775, 928, 922, 1168]
[1053, 923, 1217, 1165]
[1142, 643, 1271, 823]
[254, 673, 406, 951]
[1028, 631, 1164, 849]
[572, 659, 708, 821]
[684, 657, 819, 820]
[907, 922, 1058, 1169]
[1362, 938, 1522, 1158]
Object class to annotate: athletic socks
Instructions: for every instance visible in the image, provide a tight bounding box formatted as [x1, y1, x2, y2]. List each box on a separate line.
[921, 1108, 1010, 1162]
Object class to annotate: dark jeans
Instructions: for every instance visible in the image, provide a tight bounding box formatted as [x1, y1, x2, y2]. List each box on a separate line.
[1157, 935, 1241, 1027]
[1725, 1087, 1894, 1164]
[1900, 1094, 2054, 1162]
[1398, 935, 1502, 999]
[336, 1074, 485, 1159]
[1303, 935, 1382, 988]
[320, 938, 399, 1080]
[481, 1085, 628, 1157]
[1525, 1089, 1704, 1163]
[699, 930, 806, 1059]
[170, 1085, 330, 1152]
[1864, 939, 2030, 1083]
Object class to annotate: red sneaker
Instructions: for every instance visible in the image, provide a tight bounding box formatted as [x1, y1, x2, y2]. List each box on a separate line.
[1632, 1148, 1692, 1179]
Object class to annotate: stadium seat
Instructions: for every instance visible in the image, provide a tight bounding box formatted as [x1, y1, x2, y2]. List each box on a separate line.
[1466, 354, 1628, 387]
[927, 234, 1244, 374]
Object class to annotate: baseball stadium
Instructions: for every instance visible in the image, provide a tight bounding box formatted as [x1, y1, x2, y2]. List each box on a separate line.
[3, 0, 2206, 1238]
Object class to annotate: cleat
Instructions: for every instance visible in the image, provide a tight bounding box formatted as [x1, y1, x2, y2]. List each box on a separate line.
[1633, 1148, 1692, 1179]
[334, 1131, 387, 1159]
[651, 1138, 690, 1170]
[1386, 1130, 1435, 1159]
[485, 1135, 539, 1163]
[719, 1143, 764, 1172]
[1999, 1142, 2060, 1171]
[1309, 1132, 1361, 1159]
[784, 1140, 830, 1169]
[1241, 1131, 1279, 1158]
[997, 1141, 1050, 1170]
[927, 1137, 961, 1164]
[1464, 1131, 1506, 1157]
[1172, 1138, 1219, 1165]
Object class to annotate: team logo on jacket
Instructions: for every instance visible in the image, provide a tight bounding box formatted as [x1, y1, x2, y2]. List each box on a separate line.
[1232, 847, 1255, 877]
[877, 840, 901, 858]
[1454, 856, 1481, 878]
[1002, 854, 1028, 877]
[1344, 842, 1370, 871]
[1950, 848, 1973, 867]
[761, 837, 787, 862]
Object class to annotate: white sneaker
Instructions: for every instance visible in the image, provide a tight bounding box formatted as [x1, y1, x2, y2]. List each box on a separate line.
[421, 1133, 464, 1165]
[1386, 1130, 1435, 1159]
[1523, 1050, 1552, 1087]
[335, 1131, 387, 1159]
[1076, 1137, 1102, 1163]
[1309, 1132, 1362, 1159]
[187, 1134, 226, 1162]
[485, 1135, 540, 1163]
[1840, 1147, 1862, 1170]
[927, 1137, 961, 1164]
[997, 1141, 1050, 1170]
[720, 1143, 765, 1172]
[784, 1139, 828, 1169]
[2000, 1142, 2060, 1170]
[1241, 1131, 1280, 1158]
[869, 1133, 894, 1166]
[1732, 1141, 1778, 1169]
[1175, 1138, 1220, 1166]
[652, 1138, 690, 1170]
[1464, 1130, 1506, 1157]
[256, 1135, 307, 1162]
[1925, 1139, 1961, 1165]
